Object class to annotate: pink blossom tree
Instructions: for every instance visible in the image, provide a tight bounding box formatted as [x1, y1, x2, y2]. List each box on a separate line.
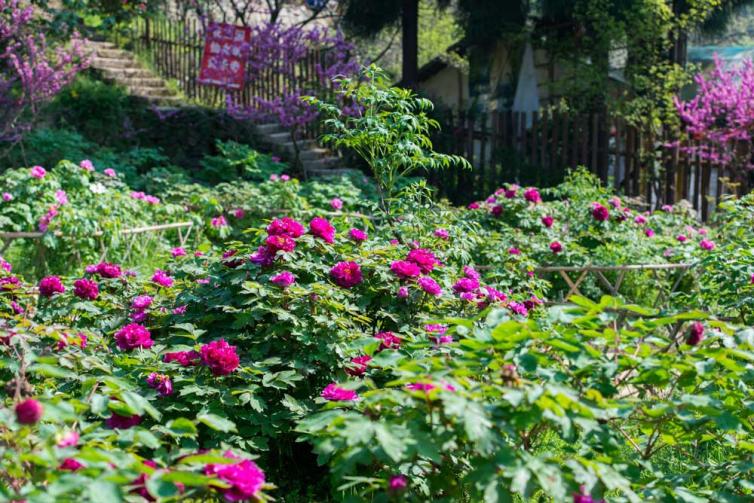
[674, 56, 754, 182]
[0, 0, 89, 145]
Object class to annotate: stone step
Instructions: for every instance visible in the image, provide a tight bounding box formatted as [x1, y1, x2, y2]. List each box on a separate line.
[86, 40, 117, 49]
[302, 157, 340, 172]
[129, 86, 176, 97]
[102, 68, 154, 79]
[307, 167, 360, 178]
[298, 148, 330, 161]
[118, 77, 165, 88]
[255, 123, 283, 134]
[267, 131, 292, 144]
[94, 48, 135, 60]
[92, 57, 141, 69]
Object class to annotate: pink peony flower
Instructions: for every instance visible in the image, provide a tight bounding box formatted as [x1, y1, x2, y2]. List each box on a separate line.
[406, 249, 439, 274]
[349, 228, 368, 242]
[508, 301, 529, 316]
[79, 159, 94, 171]
[30, 165, 46, 179]
[163, 350, 201, 366]
[15, 398, 43, 424]
[144, 195, 160, 205]
[330, 261, 363, 288]
[463, 265, 481, 280]
[346, 355, 372, 376]
[171, 247, 187, 257]
[677, 234, 688, 243]
[152, 270, 174, 288]
[634, 214, 647, 224]
[205, 457, 266, 502]
[55, 190, 68, 205]
[550, 241, 563, 254]
[608, 196, 622, 208]
[418, 276, 442, 296]
[467, 202, 480, 210]
[375, 331, 401, 351]
[453, 277, 479, 294]
[390, 260, 422, 279]
[281, 174, 290, 181]
[509, 247, 521, 255]
[591, 202, 610, 222]
[661, 204, 673, 212]
[115, 323, 153, 351]
[104, 168, 116, 177]
[93, 262, 122, 278]
[310, 217, 335, 243]
[57, 430, 79, 447]
[131, 295, 153, 311]
[173, 305, 187, 315]
[211, 215, 228, 228]
[265, 234, 296, 253]
[687, 322, 705, 346]
[397, 286, 409, 298]
[232, 208, 245, 219]
[106, 413, 142, 429]
[542, 215, 554, 228]
[131, 191, 146, 200]
[434, 228, 449, 240]
[146, 372, 173, 396]
[39, 276, 65, 297]
[700, 239, 716, 250]
[406, 382, 437, 392]
[504, 186, 518, 199]
[2, 192, 12, 201]
[250, 246, 275, 267]
[388, 475, 408, 492]
[271, 271, 295, 288]
[321, 383, 358, 401]
[73, 278, 99, 300]
[267, 217, 305, 238]
[523, 187, 541, 203]
[60, 458, 84, 471]
[201, 339, 240, 376]
[330, 198, 343, 210]
[645, 228, 655, 237]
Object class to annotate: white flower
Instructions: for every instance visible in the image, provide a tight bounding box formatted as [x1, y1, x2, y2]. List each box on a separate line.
[89, 183, 107, 194]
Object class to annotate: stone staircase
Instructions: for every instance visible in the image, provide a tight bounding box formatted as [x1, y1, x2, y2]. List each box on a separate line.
[85, 40, 352, 177]
[85, 40, 181, 104]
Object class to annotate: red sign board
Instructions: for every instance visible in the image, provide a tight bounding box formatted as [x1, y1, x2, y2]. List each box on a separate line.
[198, 23, 252, 90]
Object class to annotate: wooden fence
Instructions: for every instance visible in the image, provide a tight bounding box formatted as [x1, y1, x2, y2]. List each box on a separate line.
[128, 17, 335, 139]
[428, 110, 750, 220]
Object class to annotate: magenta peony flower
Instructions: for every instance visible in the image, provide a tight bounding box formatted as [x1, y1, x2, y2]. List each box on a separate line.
[271, 271, 295, 288]
[542, 215, 554, 228]
[321, 383, 358, 401]
[573, 486, 604, 503]
[467, 202, 480, 210]
[73, 278, 99, 300]
[173, 305, 187, 315]
[205, 457, 266, 502]
[523, 187, 541, 203]
[30, 165, 46, 179]
[375, 331, 401, 351]
[201, 339, 240, 376]
[265, 234, 296, 253]
[388, 475, 408, 492]
[349, 228, 368, 242]
[645, 228, 655, 237]
[211, 215, 228, 228]
[60, 458, 84, 471]
[509, 247, 521, 255]
[93, 262, 122, 278]
[406, 249, 439, 274]
[434, 228, 449, 240]
[79, 159, 94, 171]
[310, 217, 335, 243]
[104, 168, 116, 177]
[397, 286, 409, 298]
[418, 276, 442, 296]
[330, 261, 363, 288]
[57, 430, 79, 447]
[106, 413, 142, 429]
[463, 266, 480, 281]
[453, 277, 479, 294]
[687, 322, 705, 346]
[661, 204, 673, 212]
[700, 239, 716, 250]
[2, 192, 12, 201]
[131, 295, 153, 311]
[508, 301, 529, 316]
[491, 204, 504, 217]
[550, 241, 563, 254]
[346, 355, 372, 376]
[39, 276, 65, 297]
[330, 197, 343, 210]
[163, 350, 201, 366]
[504, 186, 518, 199]
[171, 247, 187, 257]
[15, 398, 43, 424]
[146, 372, 173, 396]
[267, 217, 305, 238]
[591, 202, 610, 222]
[390, 260, 421, 279]
[677, 234, 688, 243]
[114, 323, 153, 351]
[152, 269, 174, 288]
[751, 273, 754, 284]
[634, 214, 647, 224]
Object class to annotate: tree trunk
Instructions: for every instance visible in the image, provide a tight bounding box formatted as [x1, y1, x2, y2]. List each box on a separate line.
[401, 0, 419, 87]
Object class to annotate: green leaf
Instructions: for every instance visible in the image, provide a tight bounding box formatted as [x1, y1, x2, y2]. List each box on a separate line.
[87, 480, 123, 503]
[197, 412, 237, 433]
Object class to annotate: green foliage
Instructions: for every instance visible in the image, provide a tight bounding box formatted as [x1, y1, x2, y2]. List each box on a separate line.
[307, 65, 470, 211]
[196, 140, 285, 185]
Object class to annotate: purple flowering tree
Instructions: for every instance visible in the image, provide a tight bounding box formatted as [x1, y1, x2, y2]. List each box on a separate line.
[674, 56, 754, 185]
[0, 0, 88, 145]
